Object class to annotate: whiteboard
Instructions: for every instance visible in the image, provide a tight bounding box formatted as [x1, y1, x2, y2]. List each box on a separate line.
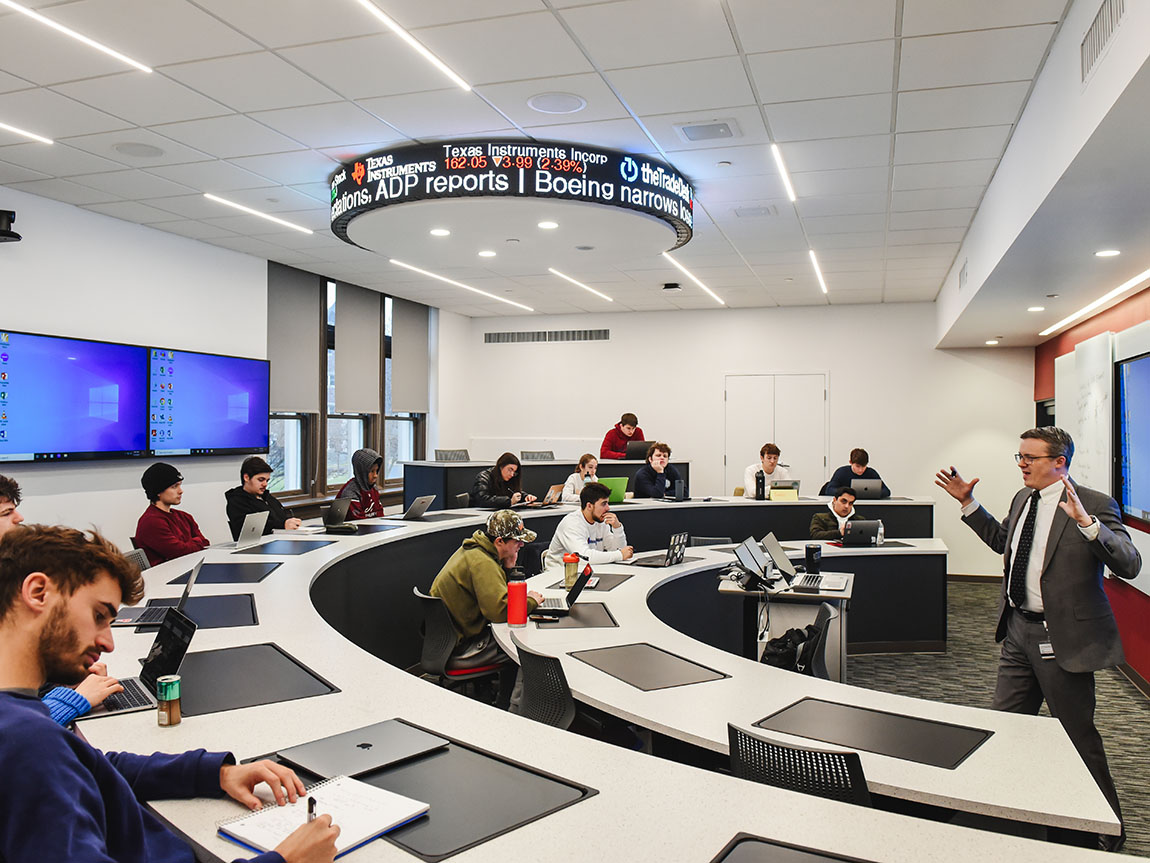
[1072, 332, 1114, 493]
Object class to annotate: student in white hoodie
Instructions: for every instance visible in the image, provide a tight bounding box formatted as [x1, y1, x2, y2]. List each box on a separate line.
[561, 454, 598, 503]
[743, 442, 791, 499]
[545, 482, 634, 572]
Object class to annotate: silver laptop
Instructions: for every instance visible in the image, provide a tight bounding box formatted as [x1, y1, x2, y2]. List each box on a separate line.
[850, 478, 883, 499]
[761, 531, 847, 592]
[534, 568, 593, 615]
[232, 510, 270, 551]
[387, 494, 436, 521]
[277, 719, 449, 779]
[630, 531, 702, 567]
[84, 608, 197, 717]
[113, 558, 203, 626]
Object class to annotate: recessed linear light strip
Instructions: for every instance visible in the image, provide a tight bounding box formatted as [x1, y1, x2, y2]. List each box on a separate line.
[353, 0, 470, 91]
[808, 250, 829, 294]
[0, 120, 52, 144]
[1038, 266, 1150, 337]
[390, 259, 534, 312]
[661, 252, 725, 305]
[770, 144, 797, 203]
[548, 268, 613, 302]
[203, 194, 313, 234]
[0, 0, 151, 73]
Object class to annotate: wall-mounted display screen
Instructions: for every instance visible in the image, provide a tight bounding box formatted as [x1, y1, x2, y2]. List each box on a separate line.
[0, 330, 148, 463]
[148, 349, 269, 457]
[1116, 350, 1150, 530]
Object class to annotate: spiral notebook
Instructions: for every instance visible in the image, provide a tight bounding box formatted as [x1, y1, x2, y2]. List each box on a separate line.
[217, 775, 429, 858]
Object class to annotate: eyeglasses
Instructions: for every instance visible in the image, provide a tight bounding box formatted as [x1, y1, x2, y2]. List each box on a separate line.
[1014, 453, 1057, 465]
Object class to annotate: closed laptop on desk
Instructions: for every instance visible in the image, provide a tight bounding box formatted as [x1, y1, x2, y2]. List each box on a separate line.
[278, 719, 449, 778]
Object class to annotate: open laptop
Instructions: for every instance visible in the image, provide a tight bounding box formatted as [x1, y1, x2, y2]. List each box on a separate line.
[734, 536, 777, 591]
[85, 607, 197, 717]
[850, 478, 884, 499]
[597, 475, 629, 504]
[629, 531, 702, 567]
[761, 531, 847, 592]
[842, 519, 881, 547]
[323, 497, 358, 534]
[277, 719, 449, 779]
[113, 559, 203, 626]
[386, 494, 436, 520]
[231, 511, 269, 550]
[624, 439, 650, 460]
[533, 567, 593, 616]
[522, 483, 565, 508]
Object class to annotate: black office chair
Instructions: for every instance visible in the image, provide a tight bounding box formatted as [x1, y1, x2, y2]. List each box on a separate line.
[451, 492, 470, 509]
[796, 602, 838, 680]
[435, 448, 470, 461]
[727, 723, 871, 806]
[520, 450, 554, 461]
[411, 587, 505, 694]
[510, 632, 576, 730]
[519, 541, 547, 576]
[689, 535, 732, 547]
[123, 547, 150, 572]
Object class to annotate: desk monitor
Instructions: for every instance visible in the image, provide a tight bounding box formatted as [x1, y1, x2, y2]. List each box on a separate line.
[759, 532, 797, 584]
[625, 439, 650, 460]
[597, 475, 628, 504]
[850, 478, 883, 499]
[733, 537, 778, 590]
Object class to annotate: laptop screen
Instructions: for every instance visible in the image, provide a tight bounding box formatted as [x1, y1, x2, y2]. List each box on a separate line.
[759, 532, 797, 581]
[597, 476, 628, 503]
[139, 607, 197, 691]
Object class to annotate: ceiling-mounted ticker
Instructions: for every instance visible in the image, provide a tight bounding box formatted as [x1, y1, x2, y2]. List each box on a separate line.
[329, 139, 694, 250]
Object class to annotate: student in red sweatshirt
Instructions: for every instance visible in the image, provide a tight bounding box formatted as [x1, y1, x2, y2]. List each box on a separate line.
[599, 412, 644, 460]
[134, 463, 210, 566]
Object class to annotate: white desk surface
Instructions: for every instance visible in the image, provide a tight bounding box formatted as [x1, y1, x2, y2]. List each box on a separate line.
[76, 509, 1116, 863]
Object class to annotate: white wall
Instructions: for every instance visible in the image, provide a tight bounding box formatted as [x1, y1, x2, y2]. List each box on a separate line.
[1, 186, 267, 549]
[433, 303, 1035, 576]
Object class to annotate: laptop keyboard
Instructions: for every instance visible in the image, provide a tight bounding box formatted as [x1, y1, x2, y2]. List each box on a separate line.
[103, 678, 152, 711]
[135, 606, 169, 624]
[537, 598, 568, 610]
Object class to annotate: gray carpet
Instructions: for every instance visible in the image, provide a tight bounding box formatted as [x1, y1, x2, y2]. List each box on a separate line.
[848, 581, 1150, 856]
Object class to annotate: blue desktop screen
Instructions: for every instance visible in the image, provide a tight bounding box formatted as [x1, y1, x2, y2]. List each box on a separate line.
[1116, 352, 1150, 527]
[0, 330, 148, 462]
[148, 349, 269, 456]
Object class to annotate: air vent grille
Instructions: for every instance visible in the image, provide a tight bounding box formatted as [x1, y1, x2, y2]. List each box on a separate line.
[484, 329, 610, 344]
[1081, 0, 1124, 81]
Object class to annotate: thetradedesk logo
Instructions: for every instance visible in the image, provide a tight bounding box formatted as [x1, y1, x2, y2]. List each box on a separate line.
[619, 156, 639, 183]
[352, 162, 366, 185]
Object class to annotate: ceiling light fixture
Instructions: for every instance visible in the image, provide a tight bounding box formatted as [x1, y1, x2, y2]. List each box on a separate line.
[548, 268, 613, 302]
[770, 144, 797, 203]
[1095, 249, 1120, 257]
[1027, 306, 1045, 312]
[661, 252, 725, 305]
[808, 250, 829, 294]
[389, 259, 533, 311]
[537, 221, 559, 230]
[478, 250, 496, 258]
[0, 119, 52, 144]
[1038, 266, 1150, 337]
[353, 0, 470, 91]
[985, 340, 999, 346]
[429, 228, 450, 237]
[0, 0, 151, 72]
[202, 194, 313, 234]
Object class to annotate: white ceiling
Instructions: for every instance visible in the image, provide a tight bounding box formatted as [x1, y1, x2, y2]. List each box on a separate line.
[0, 0, 1074, 321]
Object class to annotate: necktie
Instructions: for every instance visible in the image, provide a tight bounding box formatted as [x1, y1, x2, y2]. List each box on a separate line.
[1009, 490, 1041, 609]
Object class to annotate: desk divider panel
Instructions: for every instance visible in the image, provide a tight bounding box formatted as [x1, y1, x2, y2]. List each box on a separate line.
[169, 562, 282, 584]
[533, 602, 617, 629]
[177, 643, 338, 717]
[134, 594, 257, 633]
[569, 642, 730, 691]
[233, 539, 334, 555]
[710, 833, 878, 863]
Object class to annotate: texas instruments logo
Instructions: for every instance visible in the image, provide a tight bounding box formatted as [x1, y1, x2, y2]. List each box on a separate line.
[352, 162, 366, 185]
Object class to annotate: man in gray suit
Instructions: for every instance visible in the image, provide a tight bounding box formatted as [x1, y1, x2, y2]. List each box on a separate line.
[936, 427, 1141, 852]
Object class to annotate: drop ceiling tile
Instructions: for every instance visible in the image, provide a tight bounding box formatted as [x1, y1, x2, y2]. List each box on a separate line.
[645, 105, 768, 152]
[477, 73, 627, 127]
[804, 213, 888, 235]
[883, 287, 939, 301]
[561, 0, 736, 68]
[0, 141, 125, 175]
[777, 135, 891, 172]
[203, 185, 324, 215]
[811, 231, 884, 249]
[378, 0, 545, 29]
[894, 125, 1011, 164]
[902, 0, 1066, 36]
[150, 115, 304, 159]
[893, 158, 997, 190]
[0, 89, 129, 139]
[6, 177, 120, 205]
[67, 169, 195, 199]
[278, 33, 450, 102]
[885, 242, 959, 259]
[896, 82, 1030, 132]
[0, 69, 32, 94]
[886, 226, 967, 245]
[288, 181, 335, 203]
[52, 72, 230, 127]
[209, 235, 301, 260]
[81, 200, 182, 223]
[749, 40, 895, 103]
[63, 128, 213, 166]
[900, 25, 1055, 90]
[0, 15, 128, 84]
[608, 57, 754, 116]
[149, 219, 239, 241]
[767, 94, 892, 142]
[229, 150, 340, 186]
[887, 208, 974, 230]
[663, 145, 771, 181]
[884, 256, 951, 270]
[0, 160, 48, 183]
[727, 0, 896, 52]
[416, 12, 592, 84]
[524, 117, 652, 153]
[829, 289, 883, 304]
[163, 52, 339, 114]
[695, 174, 787, 203]
[890, 186, 985, 211]
[358, 89, 510, 138]
[146, 160, 273, 193]
[47, 0, 261, 66]
[797, 192, 887, 217]
[792, 165, 889, 196]
[146, 193, 253, 220]
[191, 0, 387, 47]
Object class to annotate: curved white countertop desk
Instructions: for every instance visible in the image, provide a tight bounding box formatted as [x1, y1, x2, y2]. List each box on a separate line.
[75, 505, 1117, 863]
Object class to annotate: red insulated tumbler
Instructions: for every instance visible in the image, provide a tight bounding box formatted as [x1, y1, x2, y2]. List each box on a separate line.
[507, 578, 527, 627]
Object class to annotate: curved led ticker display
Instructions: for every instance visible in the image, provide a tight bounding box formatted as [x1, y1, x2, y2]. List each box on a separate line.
[330, 139, 694, 249]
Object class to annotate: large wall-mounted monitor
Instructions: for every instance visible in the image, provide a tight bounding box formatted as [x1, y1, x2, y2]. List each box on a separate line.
[0, 329, 148, 463]
[1116, 350, 1150, 532]
[148, 348, 269, 457]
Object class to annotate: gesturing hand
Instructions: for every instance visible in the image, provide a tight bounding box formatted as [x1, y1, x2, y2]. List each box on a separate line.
[1058, 477, 1093, 527]
[934, 466, 979, 507]
[220, 760, 306, 810]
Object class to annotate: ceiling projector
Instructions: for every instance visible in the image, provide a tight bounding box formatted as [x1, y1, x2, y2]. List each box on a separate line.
[0, 210, 21, 243]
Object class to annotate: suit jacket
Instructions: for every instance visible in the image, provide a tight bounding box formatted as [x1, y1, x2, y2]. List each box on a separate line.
[962, 480, 1141, 673]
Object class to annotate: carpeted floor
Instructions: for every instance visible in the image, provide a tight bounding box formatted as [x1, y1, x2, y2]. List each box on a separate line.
[848, 580, 1150, 856]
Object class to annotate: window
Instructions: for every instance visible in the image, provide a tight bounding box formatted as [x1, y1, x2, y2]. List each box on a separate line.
[268, 413, 304, 493]
[324, 281, 371, 492]
[382, 296, 423, 485]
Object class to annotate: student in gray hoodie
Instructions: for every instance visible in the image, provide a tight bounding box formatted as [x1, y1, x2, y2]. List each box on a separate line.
[336, 448, 383, 520]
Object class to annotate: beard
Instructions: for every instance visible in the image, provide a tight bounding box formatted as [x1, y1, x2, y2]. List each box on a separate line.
[38, 603, 90, 686]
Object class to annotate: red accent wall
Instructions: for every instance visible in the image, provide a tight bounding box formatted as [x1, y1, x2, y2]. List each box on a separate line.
[1106, 578, 1150, 685]
[1034, 286, 1150, 401]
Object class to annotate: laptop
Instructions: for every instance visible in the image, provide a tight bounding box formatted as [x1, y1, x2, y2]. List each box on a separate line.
[850, 478, 884, 499]
[770, 479, 800, 501]
[277, 719, 449, 779]
[523, 483, 565, 507]
[324, 497, 357, 534]
[842, 519, 881, 547]
[761, 531, 847, 592]
[533, 567, 593, 616]
[624, 439, 650, 460]
[630, 531, 702, 567]
[597, 475, 629, 504]
[733, 536, 776, 591]
[229, 511, 270, 551]
[113, 559, 203, 626]
[386, 494, 437, 521]
[84, 608, 197, 717]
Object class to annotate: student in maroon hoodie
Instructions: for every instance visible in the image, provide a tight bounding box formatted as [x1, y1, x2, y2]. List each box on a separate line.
[134, 463, 210, 566]
[599, 412, 644, 460]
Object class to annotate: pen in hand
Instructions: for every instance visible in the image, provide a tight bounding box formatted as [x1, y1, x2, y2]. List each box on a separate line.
[307, 796, 316, 823]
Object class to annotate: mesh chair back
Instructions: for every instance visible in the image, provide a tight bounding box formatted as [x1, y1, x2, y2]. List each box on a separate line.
[799, 602, 838, 680]
[452, 492, 470, 509]
[123, 547, 151, 572]
[435, 448, 471, 462]
[520, 450, 555, 461]
[689, 535, 732, 547]
[412, 586, 459, 678]
[733, 486, 745, 497]
[510, 632, 576, 730]
[727, 724, 871, 806]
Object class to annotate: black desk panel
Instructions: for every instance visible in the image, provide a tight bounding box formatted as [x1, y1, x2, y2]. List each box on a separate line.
[710, 834, 875, 863]
[570, 642, 729, 691]
[754, 697, 992, 769]
[351, 523, 408, 534]
[533, 602, 617, 629]
[234, 539, 334, 555]
[547, 572, 633, 591]
[178, 642, 338, 717]
[134, 594, 257, 632]
[169, 562, 282, 584]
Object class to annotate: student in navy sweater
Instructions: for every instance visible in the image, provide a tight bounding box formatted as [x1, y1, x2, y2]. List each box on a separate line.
[821, 447, 891, 498]
[0, 524, 339, 863]
[633, 442, 686, 499]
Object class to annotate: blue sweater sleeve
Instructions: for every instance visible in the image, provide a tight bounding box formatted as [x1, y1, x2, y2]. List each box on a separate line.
[43, 686, 92, 725]
[107, 748, 234, 800]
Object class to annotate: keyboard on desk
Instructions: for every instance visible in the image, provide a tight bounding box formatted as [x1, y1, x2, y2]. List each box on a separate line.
[536, 597, 569, 611]
[102, 678, 153, 711]
[791, 573, 848, 593]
